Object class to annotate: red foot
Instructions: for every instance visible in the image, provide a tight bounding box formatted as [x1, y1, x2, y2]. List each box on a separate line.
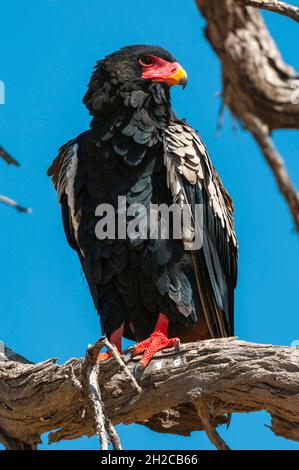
[96, 352, 110, 363]
[132, 331, 179, 369]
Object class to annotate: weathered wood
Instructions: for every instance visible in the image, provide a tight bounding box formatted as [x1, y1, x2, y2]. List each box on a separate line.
[195, 0, 299, 232]
[0, 338, 298, 449]
[239, 0, 299, 23]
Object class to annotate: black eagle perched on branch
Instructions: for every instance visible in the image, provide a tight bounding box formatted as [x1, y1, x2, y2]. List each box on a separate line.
[48, 45, 237, 370]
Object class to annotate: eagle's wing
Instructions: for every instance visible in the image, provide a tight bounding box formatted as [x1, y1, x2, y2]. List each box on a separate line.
[47, 140, 82, 252]
[164, 119, 238, 337]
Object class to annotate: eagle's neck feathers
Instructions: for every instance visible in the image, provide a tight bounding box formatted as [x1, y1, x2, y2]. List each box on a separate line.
[83, 72, 173, 129]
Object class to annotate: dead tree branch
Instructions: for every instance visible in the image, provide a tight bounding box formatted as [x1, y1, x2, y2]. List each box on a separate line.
[84, 337, 131, 450]
[238, 0, 299, 23]
[0, 338, 298, 450]
[0, 146, 20, 167]
[195, 0, 299, 231]
[245, 115, 299, 230]
[0, 146, 31, 213]
[193, 400, 231, 450]
[0, 195, 32, 213]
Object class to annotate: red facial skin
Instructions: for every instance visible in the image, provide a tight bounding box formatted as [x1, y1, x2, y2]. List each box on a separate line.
[140, 55, 182, 84]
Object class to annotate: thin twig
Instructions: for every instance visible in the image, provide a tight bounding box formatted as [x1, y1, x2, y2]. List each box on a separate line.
[0, 147, 31, 213]
[84, 336, 142, 449]
[0, 195, 32, 213]
[86, 358, 110, 449]
[104, 418, 122, 450]
[193, 400, 230, 451]
[0, 146, 20, 166]
[215, 93, 226, 137]
[238, 0, 299, 23]
[105, 339, 142, 394]
[245, 114, 299, 232]
[84, 337, 142, 450]
[85, 339, 123, 450]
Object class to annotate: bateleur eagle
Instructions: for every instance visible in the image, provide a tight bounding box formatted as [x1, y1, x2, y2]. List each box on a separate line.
[48, 45, 238, 369]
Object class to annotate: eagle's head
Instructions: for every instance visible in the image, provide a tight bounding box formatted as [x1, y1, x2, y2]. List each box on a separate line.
[83, 45, 187, 119]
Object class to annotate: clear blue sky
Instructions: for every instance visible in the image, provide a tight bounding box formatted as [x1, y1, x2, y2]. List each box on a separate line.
[1, 0, 298, 450]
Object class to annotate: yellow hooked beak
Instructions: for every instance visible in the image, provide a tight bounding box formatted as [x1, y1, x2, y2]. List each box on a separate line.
[165, 66, 188, 88]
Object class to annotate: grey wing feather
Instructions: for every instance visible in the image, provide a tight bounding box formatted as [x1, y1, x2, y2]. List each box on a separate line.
[164, 119, 238, 337]
[47, 140, 82, 250]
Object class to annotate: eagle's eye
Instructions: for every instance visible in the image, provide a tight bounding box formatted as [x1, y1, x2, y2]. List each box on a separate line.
[139, 55, 154, 67]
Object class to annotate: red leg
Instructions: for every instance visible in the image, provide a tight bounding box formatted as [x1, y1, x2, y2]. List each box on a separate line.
[130, 313, 179, 369]
[97, 324, 124, 362]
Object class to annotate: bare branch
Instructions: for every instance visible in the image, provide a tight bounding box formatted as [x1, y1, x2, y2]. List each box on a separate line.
[245, 115, 299, 231]
[238, 0, 299, 23]
[0, 195, 32, 214]
[85, 339, 123, 450]
[86, 357, 111, 449]
[0, 146, 20, 166]
[193, 400, 230, 450]
[195, 0, 299, 231]
[0, 147, 31, 214]
[0, 338, 298, 450]
[104, 338, 142, 394]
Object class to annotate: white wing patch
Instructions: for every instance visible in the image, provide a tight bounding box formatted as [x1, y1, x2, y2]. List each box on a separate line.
[164, 120, 237, 247]
[49, 141, 82, 243]
[64, 143, 81, 240]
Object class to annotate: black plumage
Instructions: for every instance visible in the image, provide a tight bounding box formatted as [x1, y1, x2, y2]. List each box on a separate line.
[48, 45, 238, 345]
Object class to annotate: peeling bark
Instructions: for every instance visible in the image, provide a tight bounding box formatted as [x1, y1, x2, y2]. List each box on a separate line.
[0, 338, 298, 449]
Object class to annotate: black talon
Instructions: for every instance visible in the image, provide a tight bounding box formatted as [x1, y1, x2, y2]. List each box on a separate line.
[174, 338, 181, 353]
[123, 345, 136, 359]
[133, 361, 145, 379]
